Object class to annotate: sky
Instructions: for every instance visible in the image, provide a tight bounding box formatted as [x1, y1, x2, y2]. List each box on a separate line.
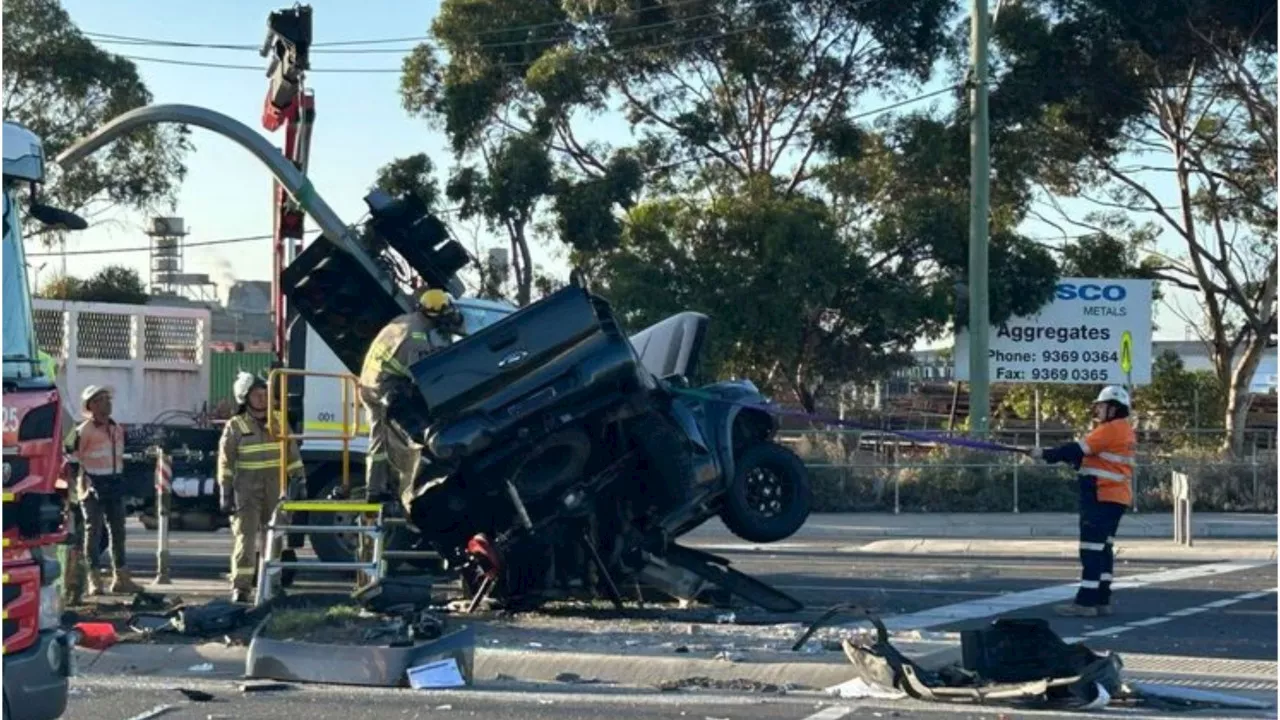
[34, 0, 1200, 343]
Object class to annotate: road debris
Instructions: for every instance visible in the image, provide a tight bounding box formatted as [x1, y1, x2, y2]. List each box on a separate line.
[174, 688, 215, 702]
[186, 663, 214, 673]
[124, 704, 177, 720]
[241, 681, 292, 693]
[407, 658, 468, 689]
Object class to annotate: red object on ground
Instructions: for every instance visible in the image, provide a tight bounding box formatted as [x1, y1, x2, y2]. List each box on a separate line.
[73, 622, 118, 650]
[465, 534, 501, 579]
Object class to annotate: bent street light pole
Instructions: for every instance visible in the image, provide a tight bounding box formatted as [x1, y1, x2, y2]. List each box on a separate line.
[54, 103, 413, 315]
[968, 0, 992, 434]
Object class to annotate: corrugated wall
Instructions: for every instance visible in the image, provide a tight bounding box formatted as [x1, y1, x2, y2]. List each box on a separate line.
[210, 351, 275, 406]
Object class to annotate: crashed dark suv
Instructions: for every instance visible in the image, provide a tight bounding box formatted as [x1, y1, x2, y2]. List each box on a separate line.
[283, 191, 812, 611]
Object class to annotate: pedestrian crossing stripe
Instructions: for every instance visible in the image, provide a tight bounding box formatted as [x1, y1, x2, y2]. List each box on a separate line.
[1120, 331, 1133, 374]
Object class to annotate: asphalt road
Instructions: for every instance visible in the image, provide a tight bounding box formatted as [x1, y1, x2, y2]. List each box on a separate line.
[67, 675, 1265, 720]
[111, 520, 1277, 663]
[77, 520, 1276, 719]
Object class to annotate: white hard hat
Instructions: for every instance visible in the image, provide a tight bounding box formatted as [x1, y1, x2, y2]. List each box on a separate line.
[233, 371, 266, 405]
[1094, 385, 1131, 408]
[80, 385, 112, 411]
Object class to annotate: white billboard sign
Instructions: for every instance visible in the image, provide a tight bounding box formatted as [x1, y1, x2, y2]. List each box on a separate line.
[955, 278, 1153, 385]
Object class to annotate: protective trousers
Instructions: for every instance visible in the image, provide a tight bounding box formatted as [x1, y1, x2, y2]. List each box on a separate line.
[1076, 489, 1126, 607]
[81, 475, 128, 573]
[59, 501, 86, 604]
[359, 386, 419, 498]
[230, 476, 279, 591]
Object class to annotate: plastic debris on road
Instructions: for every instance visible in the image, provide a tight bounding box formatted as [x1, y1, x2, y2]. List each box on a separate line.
[407, 658, 468, 689]
[186, 663, 214, 673]
[825, 677, 907, 700]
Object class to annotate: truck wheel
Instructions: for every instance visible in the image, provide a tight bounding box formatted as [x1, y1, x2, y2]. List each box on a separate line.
[720, 442, 811, 544]
[307, 476, 431, 572]
[628, 411, 692, 513]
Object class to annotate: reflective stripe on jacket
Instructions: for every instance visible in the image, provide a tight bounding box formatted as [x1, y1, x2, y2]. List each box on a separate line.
[1078, 419, 1136, 506]
[217, 413, 304, 494]
[63, 418, 124, 477]
[359, 312, 451, 395]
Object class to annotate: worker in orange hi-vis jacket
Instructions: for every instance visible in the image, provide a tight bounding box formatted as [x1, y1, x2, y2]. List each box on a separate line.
[1031, 385, 1136, 618]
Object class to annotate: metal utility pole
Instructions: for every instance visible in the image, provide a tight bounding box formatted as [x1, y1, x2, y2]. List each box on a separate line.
[967, 0, 992, 434]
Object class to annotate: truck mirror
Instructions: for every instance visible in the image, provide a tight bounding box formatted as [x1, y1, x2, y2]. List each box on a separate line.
[28, 202, 87, 231]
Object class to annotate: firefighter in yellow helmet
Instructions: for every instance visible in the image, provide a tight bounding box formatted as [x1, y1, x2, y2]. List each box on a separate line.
[217, 371, 306, 603]
[359, 288, 464, 505]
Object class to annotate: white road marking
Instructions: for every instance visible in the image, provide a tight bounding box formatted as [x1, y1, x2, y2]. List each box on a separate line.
[773, 584, 994, 597]
[1235, 589, 1277, 601]
[1083, 625, 1135, 637]
[1167, 607, 1209, 617]
[850, 560, 1266, 631]
[1127, 616, 1173, 627]
[802, 707, 854, 720]
[1201, 597, 1244, 608]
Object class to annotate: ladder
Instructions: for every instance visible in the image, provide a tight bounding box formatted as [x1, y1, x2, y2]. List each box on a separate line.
[254, 368, 388, 606]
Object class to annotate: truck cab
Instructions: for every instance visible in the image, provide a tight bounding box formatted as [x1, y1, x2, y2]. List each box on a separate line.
[3, 121, 81, 720]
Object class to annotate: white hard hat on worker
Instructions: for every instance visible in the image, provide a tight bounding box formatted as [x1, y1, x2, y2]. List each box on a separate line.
[1091, 385, 1130, 423]
[80, 384, 113, 415]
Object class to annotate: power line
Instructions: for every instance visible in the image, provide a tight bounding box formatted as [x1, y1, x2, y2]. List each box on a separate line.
[112, 17, 804, 73]
[26, 205, 466, 258]
[88, 0, 796, 55]
[81, 0, 813, 49]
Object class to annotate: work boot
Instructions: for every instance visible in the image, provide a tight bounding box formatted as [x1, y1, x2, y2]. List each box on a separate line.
[110, 569, 143, 594]
[85, 569, 104, 597]
[1053, 602, 1099, 618]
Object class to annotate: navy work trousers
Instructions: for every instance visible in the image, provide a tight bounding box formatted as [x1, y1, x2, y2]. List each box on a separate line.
[1076, 484, 1127, 607]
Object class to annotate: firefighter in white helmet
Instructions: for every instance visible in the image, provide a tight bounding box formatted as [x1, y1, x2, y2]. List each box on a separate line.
[217, 371, 306, 603]
[358, 287, 464, 507]
[1031, 385, 1136, 617]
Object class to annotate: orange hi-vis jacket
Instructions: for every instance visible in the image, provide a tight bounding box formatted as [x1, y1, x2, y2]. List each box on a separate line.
[1077, 419, 1136, 506]
[64, 418, 125, 478]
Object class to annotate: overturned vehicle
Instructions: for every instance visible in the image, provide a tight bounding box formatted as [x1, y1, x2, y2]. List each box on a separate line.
[285, 191, 813, 612]
[54, 103, 811, 612]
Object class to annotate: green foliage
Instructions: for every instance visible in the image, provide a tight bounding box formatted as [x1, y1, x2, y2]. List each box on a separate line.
[597, 182, 953, 409]
[990, 0, 1276, 454]
[2, 0, 190, 240]
[998, 384, 1096, 428]
[1141, 350, 1227, 430]
[39, 265, 147, 304]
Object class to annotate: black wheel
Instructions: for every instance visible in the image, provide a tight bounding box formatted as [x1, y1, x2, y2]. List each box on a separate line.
[720, 442, 811, 544]
[628, 411, 693, 513]
[307, 474, 431, 571]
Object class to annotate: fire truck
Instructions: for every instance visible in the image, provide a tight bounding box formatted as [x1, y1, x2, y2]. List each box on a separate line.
[3, 121, 79, 720]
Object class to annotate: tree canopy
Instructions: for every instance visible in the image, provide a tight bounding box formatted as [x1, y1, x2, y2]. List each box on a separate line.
[401, 0, 1073, 408]
[992, 0, 1276, 452]
[39, 265, 148, 305]
[2, 0, 191, 239]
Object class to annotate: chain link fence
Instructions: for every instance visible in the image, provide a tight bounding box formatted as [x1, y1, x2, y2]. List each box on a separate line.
[782, 428, 1278, 514]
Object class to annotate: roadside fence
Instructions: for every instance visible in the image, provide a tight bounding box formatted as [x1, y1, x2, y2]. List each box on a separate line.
[780, 428, 1278, 514]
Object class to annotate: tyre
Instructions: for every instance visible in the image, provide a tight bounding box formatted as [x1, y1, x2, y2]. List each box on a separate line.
[628, 411, 693, 513]
[307, 474, 431, 572]
[720, 442, 811, 544]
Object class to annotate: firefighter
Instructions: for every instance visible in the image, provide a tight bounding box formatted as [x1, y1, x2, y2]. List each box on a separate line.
[1031, 385, 1136, 618]
[64, 385, 140, 595]
[218, 371, 306, 603]
[358, 288, 464, 505]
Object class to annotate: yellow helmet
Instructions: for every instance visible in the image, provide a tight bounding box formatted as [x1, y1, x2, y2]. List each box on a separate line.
[418, 288, 454, 316]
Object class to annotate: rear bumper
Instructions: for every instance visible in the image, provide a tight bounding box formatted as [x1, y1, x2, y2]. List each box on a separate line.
[2, 629, 74, 720]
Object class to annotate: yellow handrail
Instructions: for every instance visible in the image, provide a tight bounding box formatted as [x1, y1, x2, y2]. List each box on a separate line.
[266, 367, 362, 498]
